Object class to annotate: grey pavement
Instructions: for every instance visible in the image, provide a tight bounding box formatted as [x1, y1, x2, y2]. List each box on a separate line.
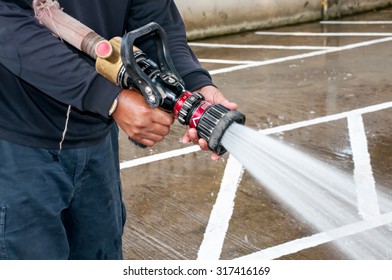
[120, 8, 392, 260]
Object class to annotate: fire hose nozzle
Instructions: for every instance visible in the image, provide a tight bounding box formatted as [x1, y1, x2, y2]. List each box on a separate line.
[118, 22, 247, 155]
[32, 2, 246, 155]
[197, 104, 246, 155]
[173, 91, 245, 155]
[93, 23, 247, 155]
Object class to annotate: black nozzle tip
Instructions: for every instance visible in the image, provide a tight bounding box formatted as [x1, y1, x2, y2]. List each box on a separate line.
[197, 104, 246, 155]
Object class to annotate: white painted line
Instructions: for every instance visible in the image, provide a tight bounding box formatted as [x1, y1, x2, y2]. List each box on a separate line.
[236, 212, 392, 260]
[199, 58, 258, 65]
[119, 145, 199, 169]
[189, 42, 336, 50]
[320, 21, 392, 25]
[197, 155, 244, 260]
[120, 102, 392, 170]
[255, 31, 392, 37]
[260, 101, 392, 135]
[210, 36, 392, 75]
[347, 113, 381, 219]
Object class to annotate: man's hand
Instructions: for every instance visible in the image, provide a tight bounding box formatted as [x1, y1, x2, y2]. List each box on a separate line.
[112, 89, 175, 147]
[182, 85, 238, 160]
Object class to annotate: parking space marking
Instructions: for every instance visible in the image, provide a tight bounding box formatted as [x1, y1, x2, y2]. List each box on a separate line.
[260, 102, 392, 135]
[120, 145, 199, 169]
[255, 31, 392, 36]
[198, 58, 258, 65]
[348, 114, 381, 219]
[236, 212, 392, 260]
[197, 156, 244, 260]
[209, 36, 392, 75]
[320, 21, 392, 25]
[189, 42, 336, 50]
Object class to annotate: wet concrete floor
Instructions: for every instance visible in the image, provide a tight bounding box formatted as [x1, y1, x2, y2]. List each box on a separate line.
[119, 7, 392, 260]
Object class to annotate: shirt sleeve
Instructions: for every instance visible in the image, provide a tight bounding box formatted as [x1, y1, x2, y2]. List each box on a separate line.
[127, 0, 215, 91]
[0, 1, 120, 118]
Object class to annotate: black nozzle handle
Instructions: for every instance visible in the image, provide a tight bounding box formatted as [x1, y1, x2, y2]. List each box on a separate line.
[121, 22, 184, 108]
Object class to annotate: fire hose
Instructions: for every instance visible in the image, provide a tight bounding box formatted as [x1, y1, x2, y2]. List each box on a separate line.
[33, 0, 245, 155]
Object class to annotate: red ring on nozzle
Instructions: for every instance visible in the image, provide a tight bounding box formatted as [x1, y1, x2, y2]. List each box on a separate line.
[173, 91, 193, 118]
[188, 101, 211, 129]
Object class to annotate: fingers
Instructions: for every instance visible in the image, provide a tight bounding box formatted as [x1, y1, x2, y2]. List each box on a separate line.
[197, 138, 209, 151]
[210, 153, 221, 161]
[151, 107, 175, 126]
[182, 127, 198, 145]
[182, 128, 221, 160]
[130, 121, 171, 146]
[183, 86, 238, 159]
[197, 85, 238, 110]
[181, 86, 239, 160]
[126, 115, 174, 147]
[134, 109, 174, 146]
[112, 89, 174, 147]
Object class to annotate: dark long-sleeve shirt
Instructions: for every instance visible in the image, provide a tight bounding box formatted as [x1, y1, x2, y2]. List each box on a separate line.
[0, 0, 213, 149]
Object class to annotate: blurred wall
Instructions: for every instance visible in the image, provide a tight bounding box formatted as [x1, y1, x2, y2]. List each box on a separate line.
[175, 0, 392, 39]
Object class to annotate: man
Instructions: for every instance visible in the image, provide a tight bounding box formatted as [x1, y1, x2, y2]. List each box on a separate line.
[0, 0, 237, 259]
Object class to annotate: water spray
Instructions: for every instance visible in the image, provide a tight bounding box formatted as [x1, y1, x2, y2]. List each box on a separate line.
[33, 0, 245, 155]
